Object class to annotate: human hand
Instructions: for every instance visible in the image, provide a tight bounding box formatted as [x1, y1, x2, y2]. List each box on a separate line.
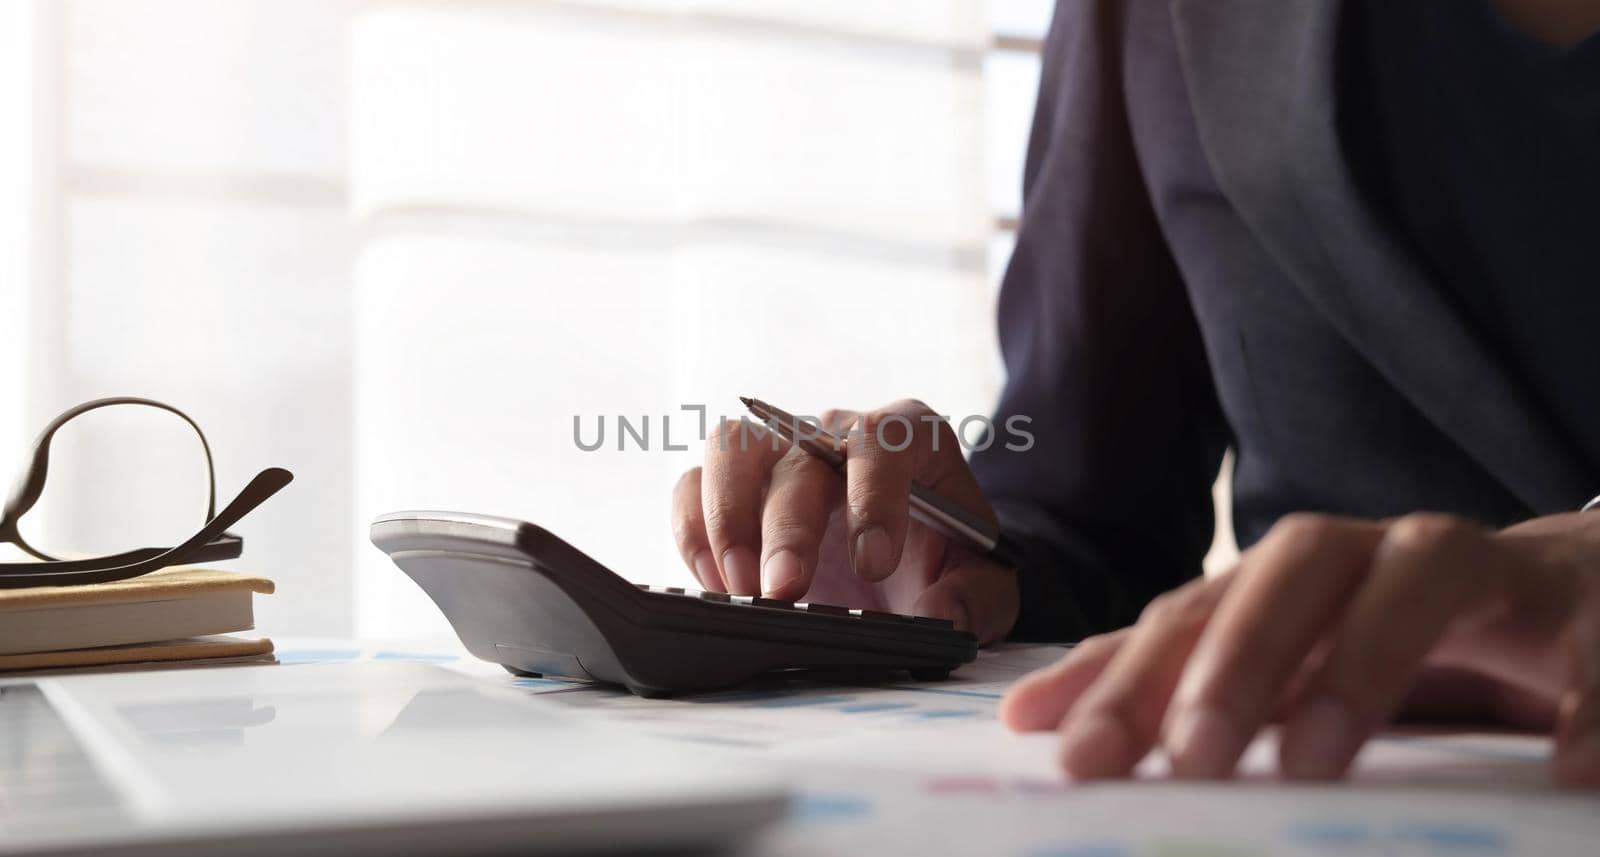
[670, 400, 1019, 643]
[999, 512, 1600, 786]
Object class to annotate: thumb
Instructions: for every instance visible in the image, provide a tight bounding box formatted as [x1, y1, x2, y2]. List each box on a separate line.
[1553, 589, 1600, 788]
[912, 552, 1019, 646]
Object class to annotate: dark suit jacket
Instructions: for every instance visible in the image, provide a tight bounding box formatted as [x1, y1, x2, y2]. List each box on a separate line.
[970, 0, 1600, 641]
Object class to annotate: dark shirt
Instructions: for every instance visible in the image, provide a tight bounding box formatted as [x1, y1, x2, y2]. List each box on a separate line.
[1360, 0, 1600, 468]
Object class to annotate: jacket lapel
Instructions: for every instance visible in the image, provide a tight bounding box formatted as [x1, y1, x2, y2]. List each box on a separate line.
[1171, 0, 1594, 513]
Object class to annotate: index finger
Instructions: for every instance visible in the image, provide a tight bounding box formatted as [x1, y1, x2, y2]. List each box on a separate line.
[701, 418, 786, 594]
[1054, 574, 1233, 778]
[758, 445, 841, 599]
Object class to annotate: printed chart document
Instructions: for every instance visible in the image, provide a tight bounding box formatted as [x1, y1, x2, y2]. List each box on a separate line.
[274, 642, 1600, 856]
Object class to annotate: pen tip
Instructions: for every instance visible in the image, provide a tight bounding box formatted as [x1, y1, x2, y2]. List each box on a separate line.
[739, 396, 754, 408]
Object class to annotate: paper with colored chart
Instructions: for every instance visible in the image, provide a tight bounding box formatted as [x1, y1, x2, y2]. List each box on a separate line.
[272, 642, 1600, 856]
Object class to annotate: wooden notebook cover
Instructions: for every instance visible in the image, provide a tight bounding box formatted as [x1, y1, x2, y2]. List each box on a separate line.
[0, 567, 275, 609]
[0, 635, 276, 672]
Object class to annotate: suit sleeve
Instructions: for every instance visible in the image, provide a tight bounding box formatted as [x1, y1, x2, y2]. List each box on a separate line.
[970, 0, 1228, 641]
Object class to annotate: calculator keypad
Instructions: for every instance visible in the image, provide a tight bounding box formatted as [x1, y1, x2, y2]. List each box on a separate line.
[634, 585, 954, 630]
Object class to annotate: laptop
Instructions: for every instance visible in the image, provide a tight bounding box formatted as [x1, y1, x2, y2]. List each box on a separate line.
[0, 661, 786, 855]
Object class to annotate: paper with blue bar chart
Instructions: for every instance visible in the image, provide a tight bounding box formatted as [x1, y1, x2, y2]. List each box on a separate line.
[274, 642, 1600, 856]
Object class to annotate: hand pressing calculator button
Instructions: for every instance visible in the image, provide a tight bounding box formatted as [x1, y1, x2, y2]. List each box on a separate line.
[371, 511, 979, 697]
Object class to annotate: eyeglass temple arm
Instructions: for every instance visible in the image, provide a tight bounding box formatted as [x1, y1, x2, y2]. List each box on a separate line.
[132, 467, 290, 569]
[0, 398, 218, 558]
[0, 468, 292, 587]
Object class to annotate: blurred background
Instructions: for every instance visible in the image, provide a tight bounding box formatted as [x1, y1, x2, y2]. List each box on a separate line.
[0, 0, 1233, 642]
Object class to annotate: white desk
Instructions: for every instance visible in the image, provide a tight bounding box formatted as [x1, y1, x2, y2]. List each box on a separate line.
[272, 641, 1600, 856]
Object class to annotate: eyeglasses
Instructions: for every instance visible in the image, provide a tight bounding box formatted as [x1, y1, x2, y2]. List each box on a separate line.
[0, 397, 292, 588]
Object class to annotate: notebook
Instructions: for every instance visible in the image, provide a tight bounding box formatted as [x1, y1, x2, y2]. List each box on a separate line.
[0, 568, 273, 656]
[0, 635, 276, 673]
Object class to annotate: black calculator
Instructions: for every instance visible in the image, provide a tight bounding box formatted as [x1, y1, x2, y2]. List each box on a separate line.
[370, 511, 978, 697]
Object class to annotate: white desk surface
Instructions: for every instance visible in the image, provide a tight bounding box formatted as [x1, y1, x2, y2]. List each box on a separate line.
[271, 640, 1600, 856]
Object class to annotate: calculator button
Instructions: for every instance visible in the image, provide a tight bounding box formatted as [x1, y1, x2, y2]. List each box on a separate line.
[798, 602, 850, 616]
[729, 595, 755, 606]
[859, 610, 914, 624]
[696, 591, 731, 603]
[663, 586, 686, 595]
[751, 597, 795, 610]
[910, 615, 954, 629]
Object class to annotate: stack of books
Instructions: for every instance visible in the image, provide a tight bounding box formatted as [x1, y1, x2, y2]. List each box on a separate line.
[0, 568, 275, 673]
